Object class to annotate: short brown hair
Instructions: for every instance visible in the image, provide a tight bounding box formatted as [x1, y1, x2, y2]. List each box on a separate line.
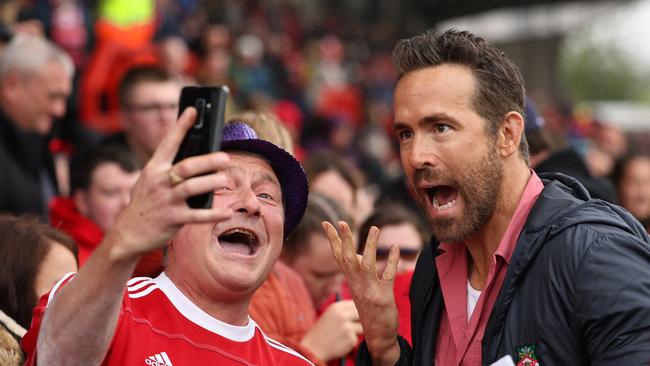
[282, 193, 349, 263]
[71, 144, 141, 192]
[392, 29, 529, 162]
[0, 214, 77, 329]
[303, 151, 364, 200]
[118, 65, 176, 108]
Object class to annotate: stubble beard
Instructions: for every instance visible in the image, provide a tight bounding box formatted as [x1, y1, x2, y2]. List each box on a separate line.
[415, 147, 503, 244]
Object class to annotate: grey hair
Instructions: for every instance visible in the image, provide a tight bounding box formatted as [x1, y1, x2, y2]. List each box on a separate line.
[0, 35, 74, 79]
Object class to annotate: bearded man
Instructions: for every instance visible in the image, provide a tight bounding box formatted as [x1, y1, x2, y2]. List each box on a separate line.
[324, 29, 650, 366]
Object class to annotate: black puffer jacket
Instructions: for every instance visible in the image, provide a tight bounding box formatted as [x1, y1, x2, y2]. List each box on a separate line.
[358, 173, 650, 366]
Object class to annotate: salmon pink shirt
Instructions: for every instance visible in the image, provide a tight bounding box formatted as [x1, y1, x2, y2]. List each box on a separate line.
[434, 171, 544, 365]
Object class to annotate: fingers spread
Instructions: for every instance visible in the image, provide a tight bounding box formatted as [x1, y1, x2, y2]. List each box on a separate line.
[172, 151, 230, 179]
[322, 221, 342, 261]
[337, 221, 358, 268]
[171, 172, 228, 204]
[150, 107, 197, 164]
[172, 205, 232, 225]
[381, 244, 400, 283]
[361, 226, 380, 274]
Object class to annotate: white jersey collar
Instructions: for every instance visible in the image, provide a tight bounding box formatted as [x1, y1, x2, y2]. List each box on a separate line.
[153, 272, 257, 342]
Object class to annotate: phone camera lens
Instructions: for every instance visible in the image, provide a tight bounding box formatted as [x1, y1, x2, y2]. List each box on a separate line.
[194, 98, 207, 129]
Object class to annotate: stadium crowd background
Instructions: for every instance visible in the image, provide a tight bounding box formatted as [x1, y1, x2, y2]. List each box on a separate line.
[0, 0, 648, 215]
[0, 1, 649, 365]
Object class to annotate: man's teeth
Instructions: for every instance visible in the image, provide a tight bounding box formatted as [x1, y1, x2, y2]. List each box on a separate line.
[432, 197, 456, 210]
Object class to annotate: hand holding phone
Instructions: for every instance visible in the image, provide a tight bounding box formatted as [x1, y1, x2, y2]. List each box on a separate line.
[173, 86, 229, 209]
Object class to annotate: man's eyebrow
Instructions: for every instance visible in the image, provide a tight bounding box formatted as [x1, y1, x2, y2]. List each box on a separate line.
[394, 113, 458, 131]
[422, 114, 450, 123]
[393, 121, 409, 133]
[255, 171, 281, 188]
[219, 161, 280, 190]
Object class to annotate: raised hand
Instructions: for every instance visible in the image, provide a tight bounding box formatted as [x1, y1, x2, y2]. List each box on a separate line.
[322, 221, 401, 366]
[107, 107, 232, 261]
[36, 107, 238, 366]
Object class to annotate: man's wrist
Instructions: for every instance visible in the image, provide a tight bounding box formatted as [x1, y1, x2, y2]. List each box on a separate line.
[103, 228, 144, 266]
[369, 339, 400, 366]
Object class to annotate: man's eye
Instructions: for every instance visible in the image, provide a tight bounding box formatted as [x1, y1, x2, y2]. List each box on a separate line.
[435, 124, 451, 133]
[397, 130, 413, 141]
[258, 193, 274, 200]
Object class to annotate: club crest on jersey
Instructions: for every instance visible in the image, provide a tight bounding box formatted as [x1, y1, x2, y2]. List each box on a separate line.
[145, 351, 173, 366]
[515, 344, 539, 366]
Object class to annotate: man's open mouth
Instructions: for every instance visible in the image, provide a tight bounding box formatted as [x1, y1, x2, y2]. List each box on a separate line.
[218, 228, 260, 255]
[425, 185, 458, 210]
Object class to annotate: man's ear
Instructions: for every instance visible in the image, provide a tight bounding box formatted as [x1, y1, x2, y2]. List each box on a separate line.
[497, 111, 525, 159]
[73, 190, 89, 217]
[0, 72, 22, 102]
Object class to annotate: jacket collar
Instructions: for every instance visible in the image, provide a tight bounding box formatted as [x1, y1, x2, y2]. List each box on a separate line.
[412, 174, 603, 365]
[0, 108, 47, 170]
[481, 173, 631, 363]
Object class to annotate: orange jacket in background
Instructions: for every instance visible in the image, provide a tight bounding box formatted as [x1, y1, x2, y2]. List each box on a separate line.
[249, 261, 324, 365]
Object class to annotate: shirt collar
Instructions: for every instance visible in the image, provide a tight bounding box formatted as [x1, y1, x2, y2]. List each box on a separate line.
[437, 170, 544, 265]
[494, 170, 544, 264]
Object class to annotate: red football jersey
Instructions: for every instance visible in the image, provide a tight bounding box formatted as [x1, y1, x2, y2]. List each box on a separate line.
[23, 273, 314, 366]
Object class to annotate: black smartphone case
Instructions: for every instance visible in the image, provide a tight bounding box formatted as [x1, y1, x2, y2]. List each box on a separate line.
[173, 86, 229, 209]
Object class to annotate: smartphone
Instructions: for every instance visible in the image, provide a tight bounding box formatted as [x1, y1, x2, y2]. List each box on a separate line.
[173, 86, 229, 209]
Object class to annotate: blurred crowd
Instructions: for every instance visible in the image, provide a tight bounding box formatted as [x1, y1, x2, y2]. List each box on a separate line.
[0, 0, 649, 365]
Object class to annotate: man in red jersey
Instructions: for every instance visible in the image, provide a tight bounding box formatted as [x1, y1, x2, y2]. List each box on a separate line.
[22, 109, 311, 365]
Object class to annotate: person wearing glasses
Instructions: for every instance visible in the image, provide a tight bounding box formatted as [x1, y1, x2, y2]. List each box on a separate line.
[357, 202, 428, 275]
[102, 65, 181, 165]
[314, 202, 428, 366]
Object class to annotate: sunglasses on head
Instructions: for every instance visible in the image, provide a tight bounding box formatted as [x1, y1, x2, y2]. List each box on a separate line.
[375, 247, 420, 261]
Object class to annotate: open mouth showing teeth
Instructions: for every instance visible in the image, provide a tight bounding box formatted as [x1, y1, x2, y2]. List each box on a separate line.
[425, 185, 458, 210]
[218, 228, 260, 255]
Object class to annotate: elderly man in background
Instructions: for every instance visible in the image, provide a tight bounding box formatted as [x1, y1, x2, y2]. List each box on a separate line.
[0, 35, 73, 219]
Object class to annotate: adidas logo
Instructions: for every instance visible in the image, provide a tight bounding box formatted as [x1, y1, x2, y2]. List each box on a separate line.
[144, 352, 173, 366]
